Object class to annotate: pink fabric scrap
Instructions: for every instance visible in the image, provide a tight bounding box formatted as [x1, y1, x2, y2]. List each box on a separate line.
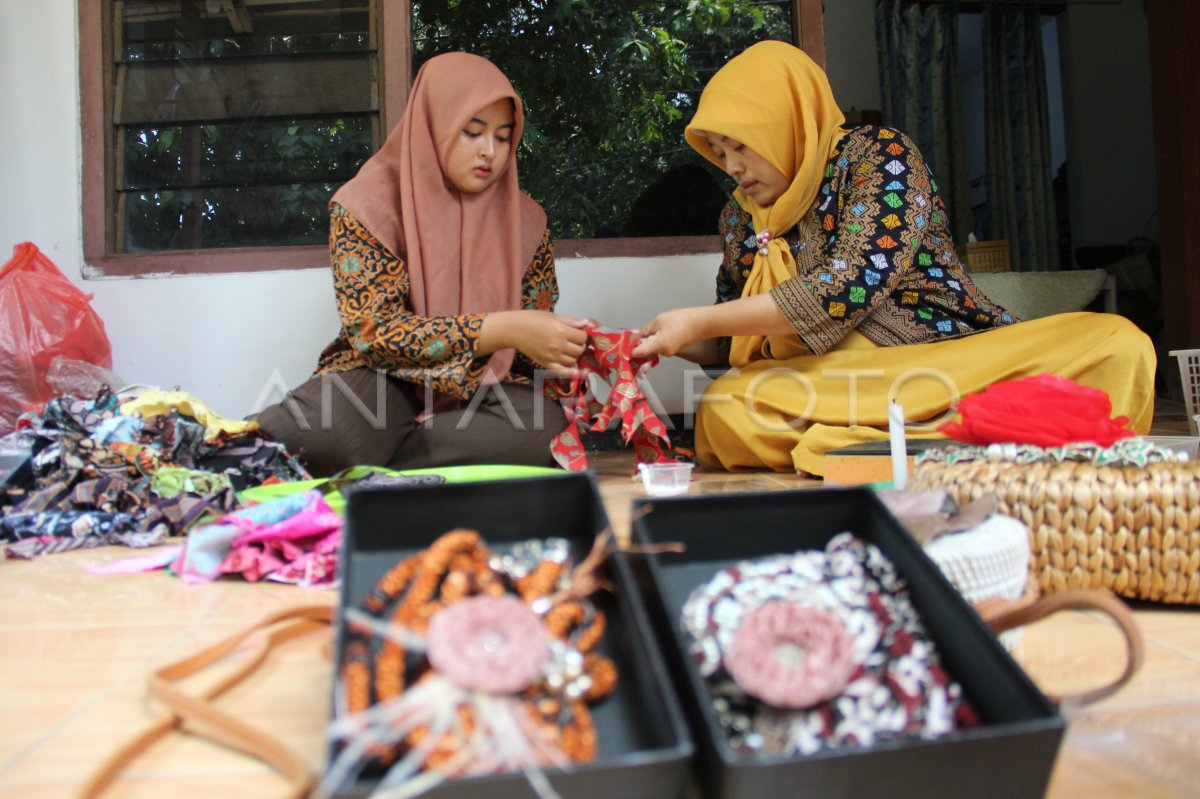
[213, 491, 342, 586]
[219, 528, 341, 585]
[85, 545, 184, 576]
[172, 490, 327, 584]
[228, 497, 342, 546]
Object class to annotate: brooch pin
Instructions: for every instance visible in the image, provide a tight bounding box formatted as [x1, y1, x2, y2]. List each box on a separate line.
[325, 529, 618, 798]
[756, 230, 772, 255]
[680, 533, 978, 756]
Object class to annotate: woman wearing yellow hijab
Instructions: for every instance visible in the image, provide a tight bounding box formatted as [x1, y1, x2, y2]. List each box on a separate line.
[633, 41, 1154, 476]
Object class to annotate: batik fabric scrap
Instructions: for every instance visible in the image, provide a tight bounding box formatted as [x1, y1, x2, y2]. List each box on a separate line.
[547, 327, 678, 471]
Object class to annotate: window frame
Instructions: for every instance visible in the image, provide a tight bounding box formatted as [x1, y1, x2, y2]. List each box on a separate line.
[79, 0, 822, 277]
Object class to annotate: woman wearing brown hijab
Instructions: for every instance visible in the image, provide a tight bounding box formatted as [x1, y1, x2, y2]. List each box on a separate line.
[256, 53, 586, 476]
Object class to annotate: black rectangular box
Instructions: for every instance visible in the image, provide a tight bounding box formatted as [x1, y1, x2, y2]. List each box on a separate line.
[331, 472, 694, 798]
[622, 487, 1065, 799]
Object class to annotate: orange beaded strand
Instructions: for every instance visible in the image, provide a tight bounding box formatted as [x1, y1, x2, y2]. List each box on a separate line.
[338, 528, 618, 778]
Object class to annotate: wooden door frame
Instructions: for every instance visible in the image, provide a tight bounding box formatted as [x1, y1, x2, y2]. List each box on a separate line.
[1146, 0, 1200, 362]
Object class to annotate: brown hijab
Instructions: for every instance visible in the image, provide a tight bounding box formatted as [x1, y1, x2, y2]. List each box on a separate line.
[331, 52, 547, 382]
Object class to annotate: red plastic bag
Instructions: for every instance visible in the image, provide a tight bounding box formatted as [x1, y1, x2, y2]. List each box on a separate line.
[0, 242, 112, 431]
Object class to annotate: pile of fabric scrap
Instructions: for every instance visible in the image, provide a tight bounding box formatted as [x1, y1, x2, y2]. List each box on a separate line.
[170, 489, 342, 587]
[86, 469, 443, 587]
[0, 386, 308, 559]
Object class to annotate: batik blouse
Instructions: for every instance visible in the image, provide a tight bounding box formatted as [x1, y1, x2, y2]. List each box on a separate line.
[717, 126, 1018, 357]
[315, 203, 559, 399]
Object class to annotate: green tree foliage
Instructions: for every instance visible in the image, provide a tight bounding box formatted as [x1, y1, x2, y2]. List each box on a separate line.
[119, 1, 791, 250]
[414, 0, 792, 238]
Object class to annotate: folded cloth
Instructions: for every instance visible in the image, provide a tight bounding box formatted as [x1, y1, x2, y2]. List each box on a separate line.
[939, 374, 1135, 448]
[547, 327, 679, 470]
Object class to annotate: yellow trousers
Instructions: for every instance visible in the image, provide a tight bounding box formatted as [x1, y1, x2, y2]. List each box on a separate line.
[695, 312, 1157, 476]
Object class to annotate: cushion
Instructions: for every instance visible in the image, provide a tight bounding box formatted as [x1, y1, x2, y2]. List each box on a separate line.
[969, 269, 1108, 320]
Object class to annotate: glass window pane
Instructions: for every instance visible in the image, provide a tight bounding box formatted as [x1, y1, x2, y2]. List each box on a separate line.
[412, 1, 794, 239]
[114, 0, 377, 252]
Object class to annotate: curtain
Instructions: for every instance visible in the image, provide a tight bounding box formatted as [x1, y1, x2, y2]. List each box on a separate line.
[982, 2, 1059, 272]
[875, 0, 973, 250]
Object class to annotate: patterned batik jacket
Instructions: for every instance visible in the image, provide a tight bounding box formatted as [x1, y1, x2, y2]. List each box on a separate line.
[717, 126, 1019, 357]
[315, 203, 559, 399]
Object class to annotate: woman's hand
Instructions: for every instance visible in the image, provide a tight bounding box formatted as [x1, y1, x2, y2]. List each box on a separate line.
[515, 311, 589, 375]
[480, 310, 588, 376]
[634, 295, 794, 361]
[631, 308, 706, 359]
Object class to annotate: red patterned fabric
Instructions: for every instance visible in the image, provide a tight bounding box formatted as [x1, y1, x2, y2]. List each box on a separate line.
[547, 328, 679, 471]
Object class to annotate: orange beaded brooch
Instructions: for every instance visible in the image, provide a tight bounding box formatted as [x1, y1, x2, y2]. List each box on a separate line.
[321, 529, 618, 797]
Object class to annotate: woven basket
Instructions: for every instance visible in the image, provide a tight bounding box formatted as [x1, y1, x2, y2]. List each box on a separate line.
[911, 458, 1200, 604]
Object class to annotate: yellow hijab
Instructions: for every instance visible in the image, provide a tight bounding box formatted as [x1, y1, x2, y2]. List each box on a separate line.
[685, 41, 847, 366]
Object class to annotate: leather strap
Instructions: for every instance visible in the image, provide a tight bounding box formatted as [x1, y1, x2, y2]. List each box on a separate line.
[78, 604, 333, 799]
[76, 589, 1143, 798]
[973, 588, 1144, 707]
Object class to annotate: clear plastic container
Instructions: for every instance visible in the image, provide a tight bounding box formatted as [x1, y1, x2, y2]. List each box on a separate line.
[638, 462, 694, 497]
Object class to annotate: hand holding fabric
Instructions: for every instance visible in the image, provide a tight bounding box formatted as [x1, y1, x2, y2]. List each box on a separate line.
[482, 310, 588, 376]
[632, 307, 706, 359]
[547, 327, 680, 470]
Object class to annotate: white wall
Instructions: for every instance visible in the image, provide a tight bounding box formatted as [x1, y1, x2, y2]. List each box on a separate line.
[0, 2, 714, 420]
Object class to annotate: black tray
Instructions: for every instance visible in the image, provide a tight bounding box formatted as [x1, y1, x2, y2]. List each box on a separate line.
[330, 472, 694, 798]
[621, 487, 1065, 799]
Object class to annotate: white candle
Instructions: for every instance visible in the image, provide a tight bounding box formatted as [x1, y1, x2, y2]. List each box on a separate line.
[889, 401, 907, 490]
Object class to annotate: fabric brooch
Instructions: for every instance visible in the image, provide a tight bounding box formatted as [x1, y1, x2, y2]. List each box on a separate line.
[680, 533, 979, 756]
[322, 529, 618, 798]
[546, 326, 683, 471]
